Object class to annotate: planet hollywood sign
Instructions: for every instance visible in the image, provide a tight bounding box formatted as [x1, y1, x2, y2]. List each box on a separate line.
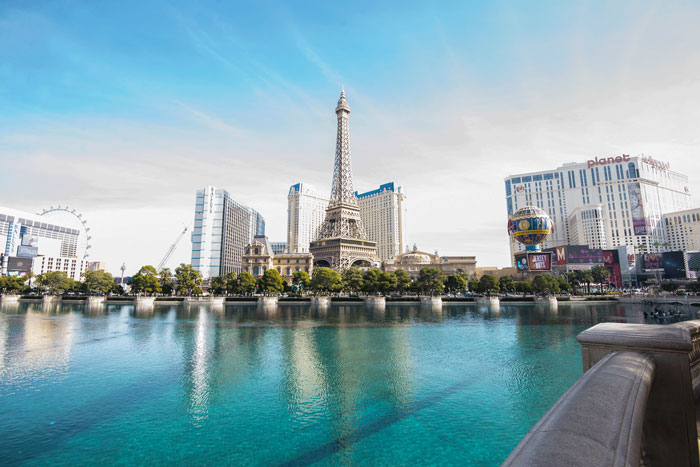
[587, 154, 631, 168]
[586, 154, 670, 171]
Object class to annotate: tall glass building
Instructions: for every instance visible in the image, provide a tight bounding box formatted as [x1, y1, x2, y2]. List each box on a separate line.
[504, 155, 691, 263]
[190, 187, 265, 278]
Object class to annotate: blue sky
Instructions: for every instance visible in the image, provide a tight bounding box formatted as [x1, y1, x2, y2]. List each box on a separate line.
[2, 0, 700, 273]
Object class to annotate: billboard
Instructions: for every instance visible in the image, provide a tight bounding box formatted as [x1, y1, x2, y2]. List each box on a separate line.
[527, 252, 552, 271]
[627, 182, 648, 236]
[7, 256, 33, 275]
[566, 246, 604, 264]
[554, 246, 567, 265]
[642, 253, 663, 271]
[514, 253, 528, 271]
[603, 250, 622, 288]
[17, 245, 38, 258]
[663, 251, 686, 279]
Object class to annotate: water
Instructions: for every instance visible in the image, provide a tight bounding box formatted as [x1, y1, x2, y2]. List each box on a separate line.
[0, 301, 692, 466]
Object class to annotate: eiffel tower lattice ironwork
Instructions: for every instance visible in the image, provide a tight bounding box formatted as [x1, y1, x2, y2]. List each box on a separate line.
[310, 90, 379, 271]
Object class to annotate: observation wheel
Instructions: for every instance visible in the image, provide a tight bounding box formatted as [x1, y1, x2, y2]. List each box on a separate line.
[37, 205, 92, 260]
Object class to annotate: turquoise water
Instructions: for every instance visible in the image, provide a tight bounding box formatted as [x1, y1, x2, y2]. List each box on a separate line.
[0, 301, 684, 465]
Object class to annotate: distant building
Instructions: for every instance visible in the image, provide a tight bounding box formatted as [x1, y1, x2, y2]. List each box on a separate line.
[355, 182, 407, 262]
[475, 267, 519, 279]
[87, 261, 108, 272]
[32, 255, 90, 281]
[663, 207, 700, 252]
[270, 241, 287, 255]
[242, 235, 313, 282]
[384, 245, 476, 279]
[0, 205, 81, 259]
[191, 186, 265, 279]
[567, 205, 608, 250]
[287, 183, 328, 253]
[505, 155, 692, 264]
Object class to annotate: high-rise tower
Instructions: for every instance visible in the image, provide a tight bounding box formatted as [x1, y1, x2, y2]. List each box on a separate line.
[309, 90, 379, 271]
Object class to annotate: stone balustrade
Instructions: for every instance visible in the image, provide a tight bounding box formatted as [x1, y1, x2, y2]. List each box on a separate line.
[502, 351, 654, 467]
[503, 320, 700, 467]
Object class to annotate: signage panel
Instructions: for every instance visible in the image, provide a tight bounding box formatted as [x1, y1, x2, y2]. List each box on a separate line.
[17, 245, 38, 258]
[514, 253, 528, 271]
[628, 182, 648, 236]
[642, 253, 663, 271]
[566, 246, 604, 264]
[662, 251, 686, 279]
[527, 252, 552, 271]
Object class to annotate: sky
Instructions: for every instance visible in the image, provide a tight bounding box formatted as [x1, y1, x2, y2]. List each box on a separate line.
[1, 0, 700, 275]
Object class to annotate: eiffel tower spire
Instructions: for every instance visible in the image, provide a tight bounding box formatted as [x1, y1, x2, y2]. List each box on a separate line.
[329, 89, 357, 207]
[310, 89, 378, 271]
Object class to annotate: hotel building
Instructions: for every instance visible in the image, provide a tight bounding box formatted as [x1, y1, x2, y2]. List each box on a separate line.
[287, 181, 407, 263]
[191, 186, 265, 279]
[504, 155, 691, 264]
[663, 207, 700, 252]
[1, 206, 80, 259]
[355, 182, 407, 262]
[286, 183, 328, 253]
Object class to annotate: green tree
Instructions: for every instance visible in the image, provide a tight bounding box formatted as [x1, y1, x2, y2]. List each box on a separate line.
[477, 274, 500, 296]
[393, 269, 412, 294]
[576, 270, 594, 295]
[37, 271, 73, 294]
[159, 268, 174, 295]
[0, 275, 29, 294]
[310, 267, 342, 295]
[687, 278, 700, 294]
[81, 270, 114, 295]
[237, 271, 257, 295]
[565, 271, 580, 293]
[532, 274, 560, 295]
[175, 263, 202, 296]
[361, 269, 381, 295]
[591, 265, 611, 293]
[416, 267, 444, 296]
[516, 280, 532, 295]
[557, 276, 571, 293]
[131, 265, 162, 295]
[377, 271, 398, 295]
[341, 267, 363, 294]
[445, 274, 466, 294]
[499, 275, 516, 294]
[209, 275, 225, 295]
[467, 278, 479, 293]
[292, 270, 311, 292]
[259, 269, 284, 295]
[223, 271, 238, 295]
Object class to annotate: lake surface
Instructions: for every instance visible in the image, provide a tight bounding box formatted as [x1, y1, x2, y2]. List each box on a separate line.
[0, 301, 692, 465]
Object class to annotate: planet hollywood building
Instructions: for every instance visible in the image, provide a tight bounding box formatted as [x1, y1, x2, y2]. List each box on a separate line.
[504, 155, 691, 265]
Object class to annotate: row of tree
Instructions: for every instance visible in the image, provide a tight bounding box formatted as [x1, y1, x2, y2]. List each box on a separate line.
[0, 270, 119, 295]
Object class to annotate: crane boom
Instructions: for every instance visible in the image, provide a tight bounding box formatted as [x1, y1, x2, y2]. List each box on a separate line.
[158, 226, 189, 271]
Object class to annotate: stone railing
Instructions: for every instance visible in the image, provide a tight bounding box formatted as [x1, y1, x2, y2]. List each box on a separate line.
[503, 320, 700, 467]
[502, 351, 654, 467]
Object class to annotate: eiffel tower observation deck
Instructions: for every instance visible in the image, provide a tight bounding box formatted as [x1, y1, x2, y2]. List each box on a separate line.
[309, 90, 379, 271]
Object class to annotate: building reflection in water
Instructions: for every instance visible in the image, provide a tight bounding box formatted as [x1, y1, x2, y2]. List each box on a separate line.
[0, 303, 81, 383]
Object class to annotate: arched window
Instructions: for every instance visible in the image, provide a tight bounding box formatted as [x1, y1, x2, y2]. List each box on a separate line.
[286, 268, 291, 275]
[254, 247, 259, 255]
[253, 266, 259, 276]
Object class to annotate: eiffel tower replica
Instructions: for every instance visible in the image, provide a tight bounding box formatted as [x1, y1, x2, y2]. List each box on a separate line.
[309, 90, 379, 271]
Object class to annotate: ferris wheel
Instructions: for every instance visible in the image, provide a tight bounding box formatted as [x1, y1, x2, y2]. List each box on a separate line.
[37, 205, 92, 260]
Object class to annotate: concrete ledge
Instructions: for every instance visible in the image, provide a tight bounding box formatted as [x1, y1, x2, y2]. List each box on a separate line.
[311, 297, 331, 307]
[0, 294, 20, 303]
[420, 296, 442, 307]
[134, 296, 155, 308]
[257, 296, 279, 307]
[476, 296, 499, 306]
[534, 296, 558, 306]
[503, 351, 655, 467]
[87, 296, 105, 306]
[42, 295, 61, 305]
[183, 296, 225, 305]
[364, 296, 386, 307]
[577, 322, 692, 352]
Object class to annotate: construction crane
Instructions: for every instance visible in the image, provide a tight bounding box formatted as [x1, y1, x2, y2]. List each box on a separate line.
[158, 226, 189, 272]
